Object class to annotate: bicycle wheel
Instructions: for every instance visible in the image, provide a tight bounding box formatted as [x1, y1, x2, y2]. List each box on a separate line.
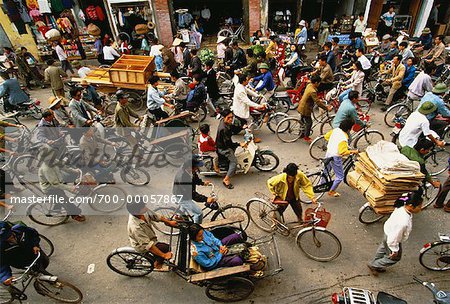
[0, 286, 12, 304]
[267, 112, 288, 133]
[254, 151, 279, 172]
[211, 205, 250, 231]
[425, 149, 450, 176]
[104, 101, 117, 116]
[120, 167, 150, 186]
[384, 104, 411, 127]
[163, 142, 190, 167]
[88, 185, 127, 213]
[39, 234, 55, 257]
[106, 250, 154, 277]
[205, 277, 254, 302]
[276, 117, 304, 143]
[13, 154, 40, 183]
[273, 97, 290, 113]
[126, 91, 145, 112]
[27, 202, 69, 226]
[358, 205, 385, 224]
[190, 105, 207, 123]
[299, 171, 326, 203]
[34, 279, 83, 303]
[153, 206, 180, 235]
[319, 115, 334, 135]
[296, 228, 342, 262]
[246, 199, 277, 233]
[309, 136, 327, 161]
[357, 98, 371, 115]
[218, 29, 233, 38]
[419, 242, 450, 271]
[422, 182, 441, 209]
[353, 130, 384, 152]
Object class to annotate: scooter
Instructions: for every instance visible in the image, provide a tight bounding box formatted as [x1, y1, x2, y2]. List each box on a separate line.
[332, 276, 450, 304]
[199, 129, 279, 176]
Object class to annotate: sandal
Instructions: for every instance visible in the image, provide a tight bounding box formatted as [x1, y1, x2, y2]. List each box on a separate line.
[223, 181, 234, 189]
[328, 191, 340, 197]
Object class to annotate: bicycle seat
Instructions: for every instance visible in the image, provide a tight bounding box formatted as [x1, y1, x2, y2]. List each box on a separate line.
[377, 292, 407, 304]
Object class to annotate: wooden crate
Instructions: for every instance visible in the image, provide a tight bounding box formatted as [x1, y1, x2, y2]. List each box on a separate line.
[109, 55, 155, 89]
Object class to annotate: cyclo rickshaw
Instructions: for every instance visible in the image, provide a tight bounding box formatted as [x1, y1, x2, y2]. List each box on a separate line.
[106, 215, 282, 302]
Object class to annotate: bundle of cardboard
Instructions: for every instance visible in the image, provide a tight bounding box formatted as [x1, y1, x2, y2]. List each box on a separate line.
[347, 141, 424, 214]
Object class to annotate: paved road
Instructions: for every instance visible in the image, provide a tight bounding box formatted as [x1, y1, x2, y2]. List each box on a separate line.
[6, 87, 449, 304]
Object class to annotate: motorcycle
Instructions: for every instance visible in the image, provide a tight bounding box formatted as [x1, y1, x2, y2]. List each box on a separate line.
[0, 94, 42, 119]
[332, 277, 450, 304]
[199, 129, 279, 176]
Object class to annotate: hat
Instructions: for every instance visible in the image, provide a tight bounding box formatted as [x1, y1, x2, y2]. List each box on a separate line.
[258, 63, 270, 70]
[116, 89, 129, 99]
[299, 20, 306, 26]
[432, 83, 448, 94]
[48, 96, 62, 109]
[382, 34, 391, 40]
[422, 27, 431, 34]
[72, 60, 81, 68]
[80, 79, 89, 86]
[322, 22, 329, 28]
[217, 36, 227, 43]
[418, 101, 437, 115]
[172, 38, 183, 46]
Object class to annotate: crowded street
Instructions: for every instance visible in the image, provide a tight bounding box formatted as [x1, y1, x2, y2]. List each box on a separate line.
[0, 0, 449, 303]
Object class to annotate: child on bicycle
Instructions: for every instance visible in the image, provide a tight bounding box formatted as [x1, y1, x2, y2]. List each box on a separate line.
[267, 163, 318, 224]
[198, 124, 219, 173]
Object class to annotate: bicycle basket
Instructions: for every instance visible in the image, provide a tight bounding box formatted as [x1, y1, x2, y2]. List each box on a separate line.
[352, 114, 369, 132]
[313, 181, 333, 193]
[304, 208, 331, 228]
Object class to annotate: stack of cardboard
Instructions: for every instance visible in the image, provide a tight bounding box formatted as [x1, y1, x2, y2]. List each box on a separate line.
[347, 152, 424, 214]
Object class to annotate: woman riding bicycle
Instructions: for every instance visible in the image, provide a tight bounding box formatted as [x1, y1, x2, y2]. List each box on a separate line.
[267, 163, 318, 224]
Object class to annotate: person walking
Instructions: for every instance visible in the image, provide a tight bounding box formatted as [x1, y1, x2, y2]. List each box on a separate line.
[44, 59, 67, 98]
[53, 41, 74, 74]
[368, 189, 423, 275]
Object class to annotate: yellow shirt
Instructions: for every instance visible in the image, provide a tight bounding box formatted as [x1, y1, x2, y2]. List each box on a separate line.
[324, 129, 351, 157]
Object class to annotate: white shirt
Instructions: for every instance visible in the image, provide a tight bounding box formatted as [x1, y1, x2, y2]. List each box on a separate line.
[345, 70, 365, 95]
[150, 45, 163, 57]
[103, 46, 120, 60]
[201, 8, 211, 19]
[384, 207, 412, 252]
[358, 55, 372, 70]
[55, 45, 67, 61]
[353, 19, 366, 33]
[77, 67, 92, 78]
[399, 111, 432, 148]
[382, 12, 395, 27]
[325, 128, 348, 158]
[217, 43, 226, 59]
[231, 83, 260, 119]
[407, 71, 433, 99]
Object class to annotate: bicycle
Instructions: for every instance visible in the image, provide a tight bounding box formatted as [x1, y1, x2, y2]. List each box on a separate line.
[309, 122, 384, 161]
[26, 169, 127, 226]
[419, 233, 450, 271]
[0, 252, 82, 303]
[383, 97, 414, 127]
[357, 180, 441, 225]
[152, 184, 250, 235]
[218, 22, 245, 42]
[246, 195, 342, 262]
[275, 110, 334, 143]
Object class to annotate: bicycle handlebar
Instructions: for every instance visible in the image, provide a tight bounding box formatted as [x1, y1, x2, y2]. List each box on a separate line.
[12, 251, 41, 283]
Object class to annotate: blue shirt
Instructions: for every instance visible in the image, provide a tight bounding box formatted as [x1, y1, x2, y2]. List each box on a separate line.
[420, 34, 433, 50]
[0, 78, 29, 105]
[355, 38, 364, 52]
[332, 99, 365, 128]
[253, 71, 275, 92]
[402, 64, 416, 88]
[296, 27, 308, 45]
[417, 92, 450, 120]
[191, 230, 223, 270]
[326, 51, 336, 71]
[146, 86, 165, 110]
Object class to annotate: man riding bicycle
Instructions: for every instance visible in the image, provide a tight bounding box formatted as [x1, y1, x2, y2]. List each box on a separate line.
[416, 83, 450, 137]
[0, 71, 30, 112]
[172, 156, 217, 224]
[267, 163, 318, 224]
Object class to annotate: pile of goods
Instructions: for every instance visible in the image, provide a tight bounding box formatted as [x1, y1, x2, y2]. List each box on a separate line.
[347, 141, 424, 214]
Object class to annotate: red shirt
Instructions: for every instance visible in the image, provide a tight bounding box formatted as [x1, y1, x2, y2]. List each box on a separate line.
[198, 134, 216, 152]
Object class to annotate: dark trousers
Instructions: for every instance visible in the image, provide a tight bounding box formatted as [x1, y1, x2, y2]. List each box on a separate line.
[276, 200, 303, 220]
[61, 60, 74, 74]
[317, 82, 334, 93]
[435, 176, 450, 208]
[217, 233, 244, 267]
[301, 115, 313, 137]
[430, 118, 448, 138]
[148, 108, 169, 121]
[46, 188, 82, 216]
[147, 242, 170, 264]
